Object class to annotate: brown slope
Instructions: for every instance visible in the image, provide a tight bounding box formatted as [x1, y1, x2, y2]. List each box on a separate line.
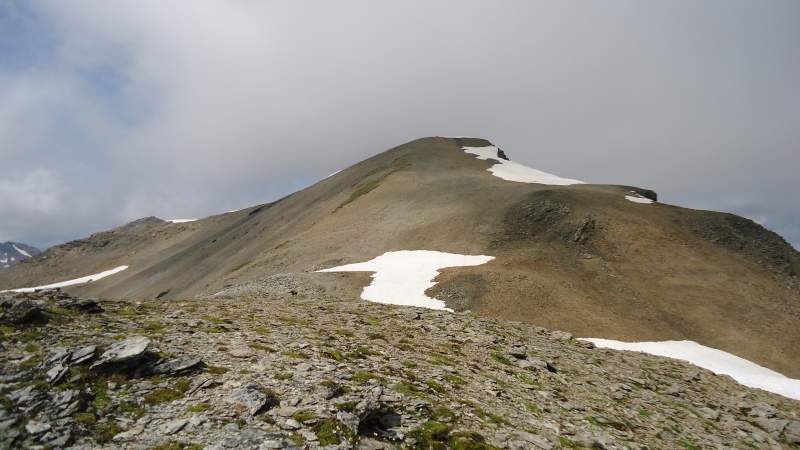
[2, 136, 798, 376]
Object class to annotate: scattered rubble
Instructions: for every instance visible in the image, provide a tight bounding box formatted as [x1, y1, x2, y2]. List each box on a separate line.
[1, 290, 799, 449]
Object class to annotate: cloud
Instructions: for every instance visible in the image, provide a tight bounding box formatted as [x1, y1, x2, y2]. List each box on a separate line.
[0, 0, 798, 249]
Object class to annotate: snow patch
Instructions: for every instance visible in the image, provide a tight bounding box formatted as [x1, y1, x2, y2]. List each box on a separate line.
[166, 219, 197, 224]
[4, 266, 130, 293]
[317, 250, 494, 310]
[462, 146, 584, 185]
[625, 193, 654, 204]
[12, 244, 32, 258]
[581, 338, 800, 401]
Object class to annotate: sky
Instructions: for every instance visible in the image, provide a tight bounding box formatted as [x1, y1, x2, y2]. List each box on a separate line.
[1, 0, 798, 250]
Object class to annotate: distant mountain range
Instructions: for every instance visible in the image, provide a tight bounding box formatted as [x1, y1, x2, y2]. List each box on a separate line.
[0, 242, 40, 269]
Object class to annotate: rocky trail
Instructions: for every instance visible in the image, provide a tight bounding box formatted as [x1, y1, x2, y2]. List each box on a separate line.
[2, 289, 799, 449]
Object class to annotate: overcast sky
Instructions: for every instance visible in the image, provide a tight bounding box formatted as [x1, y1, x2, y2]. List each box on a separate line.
[1, 0, 798, 250]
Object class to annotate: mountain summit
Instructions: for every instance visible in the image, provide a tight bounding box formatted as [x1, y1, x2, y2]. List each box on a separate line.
[1, 137, 798, 380]
[0, 242, 41, 269]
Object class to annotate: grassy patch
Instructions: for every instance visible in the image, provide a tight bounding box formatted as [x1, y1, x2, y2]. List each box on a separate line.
[275, 372, 294, 381]
[338, 178, 383, 209]
[352, 371, 383, 384]
[524, 401, 540, 414]
[143, 379, 189, 406]
[151, 442, 204, 450]
[315, 418, 355, 446]
[207, 365, 229, 375]
[321, 349, 345, 361]
[490, 352, 512, 366]
[187, 402, 211, 413]
[292, 410, 317, 423]
[425, 379, 445, 393]
[335, 401, 358, 412]
[282, 351, 308, 359]
[249, 343, 276, 352]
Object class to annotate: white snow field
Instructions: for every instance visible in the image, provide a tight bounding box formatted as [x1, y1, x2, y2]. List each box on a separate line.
[5, 266, 129, 293]
[317, 250, 494, 310]
[625, 193, 654, 204]
[462, 146, 585, 185]
[166, 219, 197, 223]
[582, 338, 800, 401]
[12, 244, 32, 258]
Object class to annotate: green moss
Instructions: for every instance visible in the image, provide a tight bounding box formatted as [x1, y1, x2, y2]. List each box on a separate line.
[282, 351, 308, 359]
[432, 406, 456, 422]
[490, 352, 512, 366]
[394, 381, 422, 396]
[143, 321, 166, 334]
[253, 326, 270, 336]
[321, 349, 345, 361]
[352, 371, 383, 384]
[338, 178, 383, 209]
[524, 401, 540, 414]
[427, 352, 457, 366]
[335, 401, 358, 412]
[207, 365, 229, 375]
[275, 372, 294, 381]
[74, 412, 97, 426]
[23, 343, 40, 353]
[315, 418, 355, 446]
[187, 402, 211, 413]
[144, 384, 185, 405]
[118, 401, 145, 418]
[17, 329, 43, 342]
[289, 433, 306, 446]
[678, 441, 701, 450]
[94, 420, 123, 444]
[151, 441, 204, 450]
[292, 410, 317, 423]
[249, 343, 276, 352]
[407, 420, 451, 449]
[19, 354, 43, 370]
[425, 380, 445, 393]
[91, 380, 112, 412]
[450, 432, 501, 450]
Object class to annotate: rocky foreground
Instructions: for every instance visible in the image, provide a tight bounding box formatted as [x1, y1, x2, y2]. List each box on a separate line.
[1, 290, 800, 450]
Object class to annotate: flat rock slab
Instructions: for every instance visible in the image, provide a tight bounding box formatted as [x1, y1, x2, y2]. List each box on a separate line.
[91, 336, 150, 369]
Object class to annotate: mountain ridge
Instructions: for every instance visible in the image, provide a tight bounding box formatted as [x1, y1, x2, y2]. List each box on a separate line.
[1, 136, 798, 378]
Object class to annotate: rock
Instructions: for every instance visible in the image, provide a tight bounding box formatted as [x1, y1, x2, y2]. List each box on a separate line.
[510, 432, 553, 450]
[2, 299, 44, 324]
[91, 336, 150, 368]
[785, 420, 800, 443]
[753, 417, 788, 437]
[113, 427, 144, 441]
[25, 420, 51, 435]
[59, 297, 103, 313]
[508, 345, 527, 359]
[549, 330, 572, 341]
[229, 347, 255, 358]
[227, 384, 277, 416]
[149, 356, 203, 375]
[337, 410, 360, 433]
[573, 430, 612, 449]
[46, 364, 69, 384]
[160, 418, 189, 435]
[69, 345, 96, 365]
[281, 418, 301, 430]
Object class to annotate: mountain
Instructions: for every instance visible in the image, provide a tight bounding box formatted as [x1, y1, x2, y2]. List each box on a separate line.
[1, 136, 798, 382]
[0, 242, 41, 269]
